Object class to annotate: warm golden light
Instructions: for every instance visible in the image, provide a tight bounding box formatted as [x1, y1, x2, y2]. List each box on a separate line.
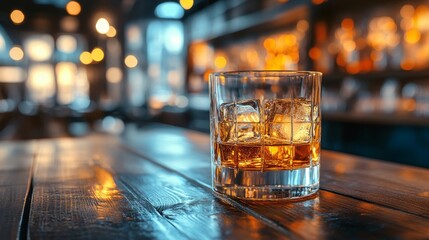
[284, 34, 297, 47]
[309, 47, 321, 60]
[56, 62, 78, 105]
[405, 29, 421, 44]
[106, 67, 122, 83]
[27, 64, 56, 103]
[80, 51, 92, 64]
[296, 20, 309, 32]
[91, 48, 104, 62]
[400, 4, 415, 18]
[124, 55, 138, 68]
[66, 1, 81, 16]
[401, 59, 415, 70]
[343, 40, 356, 52]
[9, 46, 24, 61]
[214, 56, 227, 69]
[263, 38, 276, 51]
[106, 26, 117, 38]
[95, 18, 110, 34]
[94, 167, 119, 200]
[24, 36, 54, 62]
[180, 0, 194, 10]
[0, 67, 25, 83]
[10, 10, 25, 25]
[57, 35, 77, 53]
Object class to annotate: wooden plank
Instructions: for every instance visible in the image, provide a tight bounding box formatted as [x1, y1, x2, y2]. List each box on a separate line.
[93, 138, 291, 239]
[321, 151, 429, 218]
[29, 136, 288, 239]
[123, 124, 212, 185]
[240, 190, 429, 239]
[122, 124, 429, 239]
[29, 137, 185, 240]
[0, 141, 35, 240]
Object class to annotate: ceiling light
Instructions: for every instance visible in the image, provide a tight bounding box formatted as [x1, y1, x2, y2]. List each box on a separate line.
[9, 46, 24, 61]
[66, 1, 81, 16]
[10, 10, 25, 25]
[124, 55, 138, 68]
[96, 18, 110, 34]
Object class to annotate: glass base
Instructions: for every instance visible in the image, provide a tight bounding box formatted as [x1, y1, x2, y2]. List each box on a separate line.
[213, 164, 319, 200]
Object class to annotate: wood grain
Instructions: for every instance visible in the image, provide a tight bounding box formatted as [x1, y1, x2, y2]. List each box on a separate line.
[29, 137, 185, 240]
[0, 140, 34, 240]
[122, 124, 429, 239]
[240, 190, 429, 239]
[29, 136, 288, 239]
[94, 141, 291, 239]
[321, 150, 429, 218]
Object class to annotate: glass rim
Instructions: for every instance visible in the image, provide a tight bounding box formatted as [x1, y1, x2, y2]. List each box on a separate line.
[210, 70, 322, 77]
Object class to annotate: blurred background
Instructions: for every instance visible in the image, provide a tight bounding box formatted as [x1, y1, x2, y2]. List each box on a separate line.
[0, 0, 428, 167]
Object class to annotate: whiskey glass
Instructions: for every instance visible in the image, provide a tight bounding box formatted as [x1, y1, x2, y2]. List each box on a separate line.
[210, 71, 322, 200]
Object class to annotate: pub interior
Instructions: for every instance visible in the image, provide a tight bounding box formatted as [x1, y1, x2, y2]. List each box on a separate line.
[0, 0, 428, 168]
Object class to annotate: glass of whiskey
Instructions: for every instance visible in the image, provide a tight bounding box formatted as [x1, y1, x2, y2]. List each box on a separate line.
[209, 71, 322, 200]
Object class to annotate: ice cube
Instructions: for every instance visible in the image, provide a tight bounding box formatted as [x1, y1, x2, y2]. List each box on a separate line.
[237, 122, 261, 143]
[264, 99, 292, 123]
[293, 122, 312, 143]
[293, 99, 312, 122]
[218, 99, 261, 122]
[264, 99, 313, 143]
[236, 99, 260, 123]
[264, 98, 313, 122]
[219, 122, 236, 143]
[218, 102, 235, 122]
[265, 122, 292, 144]
[218, 99, 262, 143]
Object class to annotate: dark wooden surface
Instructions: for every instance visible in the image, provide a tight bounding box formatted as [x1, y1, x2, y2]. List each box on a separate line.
[1, 124, 429, 239]
[0, 141, 34, 240]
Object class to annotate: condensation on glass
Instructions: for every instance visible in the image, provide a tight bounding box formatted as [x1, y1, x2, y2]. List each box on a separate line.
[210, 71, 322, 200]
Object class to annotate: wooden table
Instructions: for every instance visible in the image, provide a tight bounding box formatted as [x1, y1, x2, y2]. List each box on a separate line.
[1, 124, 429, 239]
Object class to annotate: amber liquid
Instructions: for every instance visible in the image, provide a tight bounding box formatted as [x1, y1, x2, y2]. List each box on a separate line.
[214, 141, 320, 170]
[214, 98, 321, 171]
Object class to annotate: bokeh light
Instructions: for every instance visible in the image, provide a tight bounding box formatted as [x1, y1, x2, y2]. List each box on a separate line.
[91, 48, 104, 62]
[214, 56, 227, 69]
[180, 0, 194, 10]
[96, 18, 110, 34]
[10, 10, 25, 25]
[405, 29, 421, 44]
[24, 36, 54, 62]
[57, 35, 77, 53]
[106, 67, 122, 83]
[106, 26, 117, 38]
[60, 16, 79, 32]
[66, 1, 81, 16]
[124, 55, 138, 68]
[80, 51, 92, 65]
[9, 46, 24, 61]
